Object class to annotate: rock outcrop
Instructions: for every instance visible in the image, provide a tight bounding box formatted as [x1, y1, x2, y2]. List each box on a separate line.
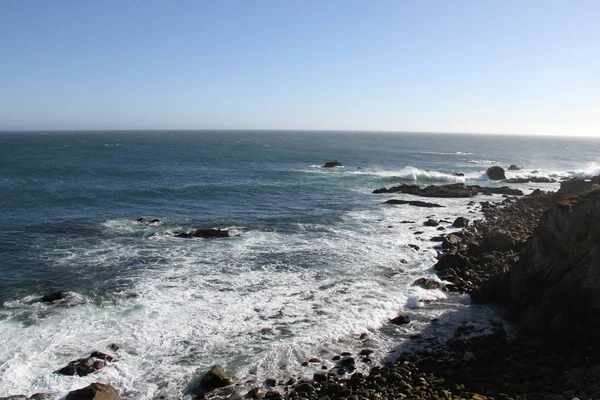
[55, 352, 117, 377]
[200, 365, 234, 392]
[323, 160, 342, 168]
[510, 185, 600, 343]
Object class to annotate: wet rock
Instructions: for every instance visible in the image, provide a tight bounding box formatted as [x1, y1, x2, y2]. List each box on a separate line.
[137, 217, 162, 225]
[200, 365, 234, 391]
[408, 244, 420, 251]
[442, 234, 462, 249]
[174, 228, 230, 239]
[434, 253, 469, 272]
[412, 278, 441, 290]
[424, 219, 439, 227]
[390, 315, 411, 325]
[486, 166, 507, 180]
[508, 164, 521, 171]
[41, 292, 70, 303]
[384, 199, 444, 208]
[323, 161, 342, 168]
[452, 217, 469, 228]
[65, 383, 121, 400]
[55, 351, 117, 377]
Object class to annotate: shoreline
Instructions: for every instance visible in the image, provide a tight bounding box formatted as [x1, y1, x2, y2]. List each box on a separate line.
[5, 175, 600, 400]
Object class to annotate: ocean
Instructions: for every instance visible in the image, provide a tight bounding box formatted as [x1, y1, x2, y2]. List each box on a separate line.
[1, 131, 599, 398]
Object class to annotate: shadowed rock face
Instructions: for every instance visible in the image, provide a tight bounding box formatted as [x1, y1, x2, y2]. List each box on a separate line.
[174, 228, 230, 239]
[510, 186, 600, 343]
[323, 160, 342, 168]
[65, 383, 121, 400]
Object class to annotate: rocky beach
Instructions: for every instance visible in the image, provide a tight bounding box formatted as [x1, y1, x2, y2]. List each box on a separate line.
[5, 168, 600, 400]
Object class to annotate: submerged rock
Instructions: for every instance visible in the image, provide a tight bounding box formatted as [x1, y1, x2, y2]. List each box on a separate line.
[137, 217, 163, 225]
[508, 164, 521, 171]
[390, 315, 411, 325]
[486, 166, 506, 180]
[323, 160, 342, 168]
[174, 228, 230, 239]
[41, 292, 70, 303]
[412, 278, 442, 290]
[65, 383, 121, 400]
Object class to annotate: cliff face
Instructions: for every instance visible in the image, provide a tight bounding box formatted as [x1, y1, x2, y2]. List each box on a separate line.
[510, 185, 600, 342]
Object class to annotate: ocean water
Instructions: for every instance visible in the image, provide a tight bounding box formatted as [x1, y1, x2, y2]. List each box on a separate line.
[1, 131, 599, 398]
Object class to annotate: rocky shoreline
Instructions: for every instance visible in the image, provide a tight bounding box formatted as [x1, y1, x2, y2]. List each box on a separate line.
[4, 173, 600, 400]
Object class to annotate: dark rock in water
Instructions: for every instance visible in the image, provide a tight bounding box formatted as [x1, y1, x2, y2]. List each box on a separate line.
[408, 244, 420, 251]
[174, 228, 230, 239]
[423, 219, 439, 227]
[390, 315, 411, 325]
[503, 178, 530, 183]
[323, 160, 342, 168]
[453, 172, 465, 176]
[452, 217, 469, 228]
[412, 278, 442, 290]
[200, 365, 234, 391]
[472, 185, 524, 196]
[429, 235, 444, 242]
[508, 164, 521, 171]
[529, 177, 554, 183]
[55, 352, 117, 377]
[374, 183, 477, 198]
[486, 166, 507, 180]
[137, 217, 163, 225]
[65, 383, 122, 400]
[384, 199, 444, 208]
[41, 292, 70, 303]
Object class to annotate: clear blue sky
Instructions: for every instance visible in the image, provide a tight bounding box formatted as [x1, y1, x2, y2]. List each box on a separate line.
[1, 0, 598, 135]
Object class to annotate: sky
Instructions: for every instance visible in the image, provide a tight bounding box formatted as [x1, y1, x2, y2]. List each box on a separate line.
[0, 0, 598, 136]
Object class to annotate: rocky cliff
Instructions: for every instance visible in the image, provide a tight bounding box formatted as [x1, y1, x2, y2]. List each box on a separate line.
[510, 184, 600, 343]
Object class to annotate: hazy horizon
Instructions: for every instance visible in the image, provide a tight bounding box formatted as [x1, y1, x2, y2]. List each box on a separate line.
[1, 0, 598, 136]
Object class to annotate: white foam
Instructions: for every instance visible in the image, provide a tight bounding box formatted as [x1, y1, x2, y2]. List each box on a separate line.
[0, 196, 489, 398]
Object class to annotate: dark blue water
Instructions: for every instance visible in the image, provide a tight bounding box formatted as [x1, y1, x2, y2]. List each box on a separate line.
[1, 130, 598, 397]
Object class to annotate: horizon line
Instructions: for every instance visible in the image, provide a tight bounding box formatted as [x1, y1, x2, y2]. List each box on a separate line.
[0, 128, 597, 138]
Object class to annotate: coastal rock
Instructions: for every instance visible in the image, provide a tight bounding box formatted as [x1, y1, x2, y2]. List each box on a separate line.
[452, 217, 469, 228]
[411, 278, 442, 290]
[323, 160, 342, 168]
[373, 183, 477, 198]
[137, 217, 162, 225]
[55, 352, 116, 376]
[174, 228, 230, 239]
[508, 164, 521, 171]
[65, 383, 121, 400]
[384, 199, 444, 208]
[423, 219, 439, 227]
[442, 234, 462, 249]
[41, 291, 70, 303]
[510, 186, 600, 343]
[390, 314, 411, 325]
[200, 365, 234, 391]
[486, 166, 506, 180]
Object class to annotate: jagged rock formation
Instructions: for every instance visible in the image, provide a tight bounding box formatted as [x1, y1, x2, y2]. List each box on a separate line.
[510, 185, 600, 342]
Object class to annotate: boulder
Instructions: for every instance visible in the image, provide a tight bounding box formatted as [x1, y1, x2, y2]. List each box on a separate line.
[510, 186, 600, 343]
[434, 253, 469, 272]
[174, 228, 230, 239]
[508, 164, 521, 171]
[65, 383, 121, 400]
[442, 234, 462, 249]
[200, 365, 234, 392]
[486, 166, 507, 180]
[452, 217, 469, 228]
[323, 160, 342, 168]
[137, 218, 162, 225]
